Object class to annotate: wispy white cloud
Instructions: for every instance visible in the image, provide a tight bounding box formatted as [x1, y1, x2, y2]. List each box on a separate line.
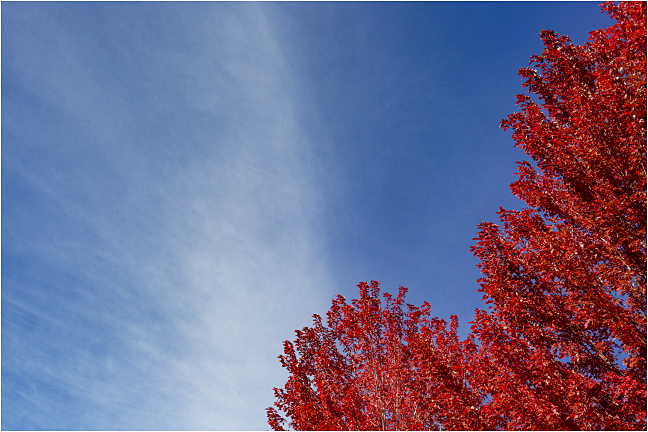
[3, 2, 333, 429]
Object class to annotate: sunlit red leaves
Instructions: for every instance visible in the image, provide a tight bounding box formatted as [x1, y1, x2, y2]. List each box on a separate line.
[475, 1, 646, 428]
[269, 2, 646, 430]
[267, 282, 492, 430]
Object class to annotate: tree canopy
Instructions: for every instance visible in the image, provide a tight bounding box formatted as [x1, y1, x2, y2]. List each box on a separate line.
[268, 2, 646, 429]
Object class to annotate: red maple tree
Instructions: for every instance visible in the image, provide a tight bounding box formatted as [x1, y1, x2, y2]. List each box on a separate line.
[268, 2, 646, 429]
[267, 281, 440, 430]
[267, 281, 494, 430]
[470, 2, 646, 429]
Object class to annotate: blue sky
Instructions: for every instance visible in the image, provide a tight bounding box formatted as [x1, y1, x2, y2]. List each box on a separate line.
[2, 1, 613, 430]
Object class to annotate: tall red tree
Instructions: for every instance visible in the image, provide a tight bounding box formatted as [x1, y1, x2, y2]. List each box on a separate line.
[470, 1, 646, 429]
[268, 2, 646, 429]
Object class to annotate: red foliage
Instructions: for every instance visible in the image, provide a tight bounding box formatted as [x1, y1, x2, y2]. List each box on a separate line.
[268, 281, 443, 430]
[471, 2, 646, 428]
[267, 282, 498, 430]
[268, 2, 646, 429]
